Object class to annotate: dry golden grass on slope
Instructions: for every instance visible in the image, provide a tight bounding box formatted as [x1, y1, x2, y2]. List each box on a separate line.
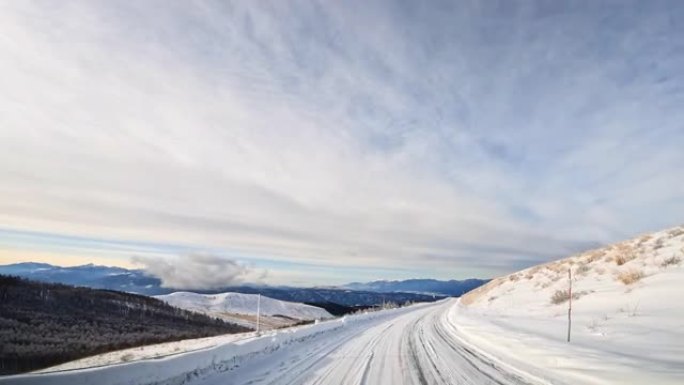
[461, 225, 684, 306]
[459, 277, 505, 305]
[617, 269, 644, 285]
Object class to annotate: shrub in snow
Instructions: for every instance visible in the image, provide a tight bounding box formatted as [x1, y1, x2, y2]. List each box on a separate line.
[585, 250, 605, 263]
[617, 269, 644, 285]
[550, 290, 571, 304]
[661, 256, 681, 267]
[615, 253, 636, 266]
[575, 264, 591, 275]
[550, 289, 585, 304]
[636, 234, 653, 245]
[667, 228, 684, 238]
[120, 353, 134, 362]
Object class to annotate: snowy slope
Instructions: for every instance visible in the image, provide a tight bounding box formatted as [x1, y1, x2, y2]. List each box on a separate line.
[155, 291, 332, 321]
[455, 225, 684, 384]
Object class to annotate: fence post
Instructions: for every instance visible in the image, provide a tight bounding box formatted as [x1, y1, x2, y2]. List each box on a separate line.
[256, 293, 261, 334]
[567, 268, 572, 342]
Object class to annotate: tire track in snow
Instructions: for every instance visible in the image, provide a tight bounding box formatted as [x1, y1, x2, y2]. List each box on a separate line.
[358, 351, 374, 385]
[306, 322, 395, 385]
[262, 321, 373, 385]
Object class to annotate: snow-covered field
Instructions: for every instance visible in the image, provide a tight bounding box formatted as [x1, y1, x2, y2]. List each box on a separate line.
[155, 292, 333, 330]
[456, 225, 684, 385]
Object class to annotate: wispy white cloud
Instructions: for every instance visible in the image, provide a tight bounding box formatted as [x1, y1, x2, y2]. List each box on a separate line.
[0, 1, 682, 284]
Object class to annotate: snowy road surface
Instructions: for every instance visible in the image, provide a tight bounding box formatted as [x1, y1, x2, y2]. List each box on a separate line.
[198, 299, 540, 385]
[3, 300, 548, 385]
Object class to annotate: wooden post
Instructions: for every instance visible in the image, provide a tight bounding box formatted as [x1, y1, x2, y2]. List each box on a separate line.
[256, 294, 261, 334]
[567, 268, 572, 342]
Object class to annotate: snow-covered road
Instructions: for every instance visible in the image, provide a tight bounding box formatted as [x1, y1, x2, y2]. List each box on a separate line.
[2, 299, 549, 385]
[197, 299, 540, 385]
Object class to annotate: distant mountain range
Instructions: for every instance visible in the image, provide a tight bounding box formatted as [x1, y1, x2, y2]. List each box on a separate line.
[0, 262, 160, 292]
[343, 278, 489, 296]
[0, 262, 472, 306]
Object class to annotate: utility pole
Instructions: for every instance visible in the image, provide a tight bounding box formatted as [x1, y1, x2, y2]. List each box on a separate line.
[256, 293, 261, 334]
[567, 268, 572, 342]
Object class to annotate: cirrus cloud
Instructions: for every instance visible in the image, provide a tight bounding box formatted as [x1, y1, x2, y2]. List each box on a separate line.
[0, 1, 683, 284]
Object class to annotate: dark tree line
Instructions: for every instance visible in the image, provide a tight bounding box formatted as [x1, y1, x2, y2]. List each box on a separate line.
[304, 302, 374, 316]
[0, 275, 249, 375]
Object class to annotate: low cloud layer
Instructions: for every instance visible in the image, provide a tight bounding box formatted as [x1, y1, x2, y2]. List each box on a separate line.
[132, 255, 266, 290]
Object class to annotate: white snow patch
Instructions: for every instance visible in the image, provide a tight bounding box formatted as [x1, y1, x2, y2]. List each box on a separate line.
[154, 291, 332, 324]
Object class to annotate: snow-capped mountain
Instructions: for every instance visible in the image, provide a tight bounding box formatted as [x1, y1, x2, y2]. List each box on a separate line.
[454, 225, 684, 384]
[155, 292, 333, 323]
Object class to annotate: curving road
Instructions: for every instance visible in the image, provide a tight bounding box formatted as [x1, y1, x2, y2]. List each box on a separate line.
[198, 299, 540, 385]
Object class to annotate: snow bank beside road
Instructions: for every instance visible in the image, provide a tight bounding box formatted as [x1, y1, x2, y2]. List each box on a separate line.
[34, 332, 253, 373]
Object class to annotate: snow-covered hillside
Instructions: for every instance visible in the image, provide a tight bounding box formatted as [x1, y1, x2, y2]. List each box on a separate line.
[155, 292, 333, 329]
[455, 225, 684, 384]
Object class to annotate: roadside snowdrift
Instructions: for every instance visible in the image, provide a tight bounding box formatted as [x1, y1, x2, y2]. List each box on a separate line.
[34, 333, 252, 373]
[454, 225, 684, 384]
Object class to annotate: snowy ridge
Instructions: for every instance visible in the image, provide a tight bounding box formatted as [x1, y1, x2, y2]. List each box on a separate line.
[455, 225, 684, 384]
[155, 291, 332, 321]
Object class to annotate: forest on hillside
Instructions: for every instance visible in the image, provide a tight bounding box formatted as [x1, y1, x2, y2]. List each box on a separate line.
[0, 275, 249, 375]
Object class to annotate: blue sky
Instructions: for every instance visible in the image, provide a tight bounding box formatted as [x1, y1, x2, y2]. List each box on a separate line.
[0, 1, 683, 287]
